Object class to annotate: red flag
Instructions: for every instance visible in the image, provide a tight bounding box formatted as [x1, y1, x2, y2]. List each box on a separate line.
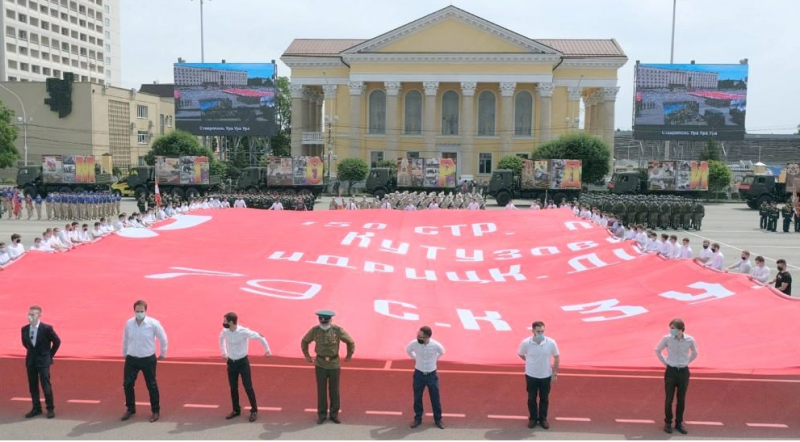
[12, 190, 21, 217]
[154, 180, 162, 209]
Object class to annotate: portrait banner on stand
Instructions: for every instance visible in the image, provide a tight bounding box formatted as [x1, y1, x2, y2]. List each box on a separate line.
[42, 155, 63, 184]
[439, 158, 456, 188]
[561, 160, 582, 189]
[532, 160, 550, 189]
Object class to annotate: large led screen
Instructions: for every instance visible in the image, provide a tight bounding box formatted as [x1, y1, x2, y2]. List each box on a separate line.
[633, 63, 748, 140]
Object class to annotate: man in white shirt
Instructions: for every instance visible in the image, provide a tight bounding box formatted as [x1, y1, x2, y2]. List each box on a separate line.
[505, 201, 518, 210]
[121, 300, 168, 423]
[467, 199, 480, 210]
[30, 237, 54, 253]
[645, 232, 660, 252]
[635, 227, 647, 248]
[518, 320, 560, 430]
[667, 235, 681, 259]
[695, 240, 713, 264]
[658, 234, 671, 258]
[405, 326, 446, 429]
[54, 228, 73, 249]
[233, 198, 246, 208]
[45, 230, 67, 253]
[380, 198, 392, 210]
[8, 234, 25, 259]
[700, 243, 724, 270]
[219, 312, 270, 422]
[78, 224, 91, 243]
[428, 199, 439, 210]
[0, 242, 12, 266]
[531, 201, 541, 210]
[404, 202, 417, 211]
[91, 222, 105, 240]
[727, 250, 752, 274]
[750, 255, 771, 284]
[655, 318, 698, 435]
[678, 238, 693, 259]
[345, 198, 358, 210]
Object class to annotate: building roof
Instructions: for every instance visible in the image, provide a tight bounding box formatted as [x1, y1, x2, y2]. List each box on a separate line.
[139, 83, 175, 98]
[536, 39, 626, 57]
[283, 39, 366, 57]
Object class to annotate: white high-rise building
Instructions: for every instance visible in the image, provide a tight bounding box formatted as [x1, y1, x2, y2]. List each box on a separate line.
[0, 0, 120, 85]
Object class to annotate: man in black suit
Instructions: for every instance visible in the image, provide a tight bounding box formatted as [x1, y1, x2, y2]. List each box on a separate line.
[21, 305, 61, 419]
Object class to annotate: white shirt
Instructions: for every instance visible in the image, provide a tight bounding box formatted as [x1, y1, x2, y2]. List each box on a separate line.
[531, 203, 540, 210]
[32, 242, 54, 252]
[345, 202, 358, 210]
[122, 316, 168, 358]
[467, 202, 480, 210]
[79, 230, 91, 242]
[668, 242, 681, 259]
[518, 336, 559, 379]
[47, 236, 64, 249]
[428, 202, 439, 210]
[404, 204, 417, 211]
[219, 325, 270, 360]
[659, 240, 671, 256]
[29, 321, 40, 345]
[505, 203, 517, 210]
[8, 242, 24, 258]
[751, 264, 771, 283]
[380, 201, 392, 209]
[730, 258, 752, 274]
[710, 251, 725, 270]
[405, 338, 446, 372]
[91, 229, 104, 239]
[655, 333, 699, 368]
[69, 230, 82, 242]
[645, 238, 659, 252]
[636, 232, 647, 247]
[697, 247, 713, 263]
[0, 251, 10, 265]
[270, 202, 284, 210]
[679, 245, 693, 259]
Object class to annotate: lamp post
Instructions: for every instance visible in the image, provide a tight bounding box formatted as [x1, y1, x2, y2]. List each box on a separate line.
[325, 115, 338, 193]
[0, 83, 29, 166]
[190, 0, 210, 62]
[665, 0, 681, 160]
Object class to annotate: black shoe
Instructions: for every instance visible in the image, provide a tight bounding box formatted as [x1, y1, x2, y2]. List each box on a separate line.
[149, 412, 160, 423]
[121, 410, 135, 421]
[316, 416, 326, 424]
[675, 424, 687, 434]
[249, 411, 257, 422]
[435, 420, 444, 429]
[24, 409, 42, 419]
[410, 420, 422, 428]
[527, 420, 537, 429]
[225, 411, 241, 420]
[539, 419, 550, 430]
[331, 417, 341, 424]
[664, 423, 673, 434]
[46, 410, 55, 419]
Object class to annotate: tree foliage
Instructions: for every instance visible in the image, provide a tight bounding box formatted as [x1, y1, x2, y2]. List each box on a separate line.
[532, 133, 610, 184]
[270, 132, 291, 157]
[274, 76, 291, 134]
[0, 102, 20, 168]
[375, 159, 396, 169]
[497, 155, 523, 176]
[144, 130, 215, 166]
[708, 160, 733, 193]
[699, 138, 723, 162]
[337, 158, 368, 195]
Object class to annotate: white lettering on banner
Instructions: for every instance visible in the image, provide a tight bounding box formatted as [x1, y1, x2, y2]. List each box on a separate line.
[375, 300, 420, 320]
[456, 309, 512, 331]
[494, 249, 522, 260]
[414, 223, 497, 237]
[422, 246, 446, 260]
[456, 249, 484, 262]
[268, 251, 303, 262]
[561, 299, 648, 322]
[301, 221, 316, 226]
[531, 246, 560, 256]
[365, 261, 394, 273]
[405, 268, 438, 281]
[446, 271, 492, 284]
[565, 221, 594, 231]
[568, 241, 598, 251]
[489, 265, 526, 282]
[613, 248, 637, 261]
[362, 223, 387, 230]
[472, 223, 497, 237]
[145, 267, 245, 280]
[380, 239, 409, 255]
[240, 279, 322, 300]
[306, 255, 357, 269]
[444, 224, 467, 236]
[341, 231, 375, 248]
[415, 226, 438, 235]
[658, 282, 735, 304]
[325, 222, 351, 228]
[606, 237, 622, 244]
[568, 253, 609, 273]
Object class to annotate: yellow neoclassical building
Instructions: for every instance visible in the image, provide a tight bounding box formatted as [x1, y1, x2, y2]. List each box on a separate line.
[281, 6, 627, 178]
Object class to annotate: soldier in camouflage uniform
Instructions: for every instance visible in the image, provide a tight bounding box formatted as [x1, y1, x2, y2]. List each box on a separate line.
[759, 202, 768, 229]
[659, 199, 671, 229]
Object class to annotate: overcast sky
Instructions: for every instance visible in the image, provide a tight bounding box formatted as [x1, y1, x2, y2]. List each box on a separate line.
[121, 0, 800, 133]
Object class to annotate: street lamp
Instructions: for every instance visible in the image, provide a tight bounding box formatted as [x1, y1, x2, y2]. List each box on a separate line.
[190, 0, 211, 62]
[324, 115, 338, 192]
[0, 83, 29, 166]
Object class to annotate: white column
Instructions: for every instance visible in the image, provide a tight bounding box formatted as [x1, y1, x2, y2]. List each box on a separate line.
[322, 84, 338, 159]
[315, 94, 324, 132]
[348, 81, 364, 159]
[590, 92, 602, 136]
[423, 81, 439, 153]
[582, 94, 592, 134]
[289, 84, 305, 157]
[567, 86, 582, 132]
[499, 82, 515, 155]
[600, 86, 620, 154]
[460, 81, 477, 176]
[385, 81, 402, 157]
[537, 82, 554, 143]
[304, 90, 315, 132]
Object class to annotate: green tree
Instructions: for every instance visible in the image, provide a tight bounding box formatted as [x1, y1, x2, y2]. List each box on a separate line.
[270, 132, 291, 157]
[337, 158, 368, 195]
[699, 138, 722, 162]
[708, 160, 733, 198]
[0, 102, 20, 168]
[532, 133, 610, 184]
[144, 130, 215, 166]
[375, 159, 396, 169]
[497, 155, 523, 176]
[274, 76, 291, 133]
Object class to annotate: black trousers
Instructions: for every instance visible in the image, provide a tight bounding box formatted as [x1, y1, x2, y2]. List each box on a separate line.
[315, 366, 341, 418]
[783, 218, 791, 233]
[27, 364, 54, 411]
[760, 215, 767, 229]
[123, 355, 160, 413]
[227, 357, 257, 413]
[413, 370, 442, 421]
[664, 366, 690, 425]
[525, 375, 552, 421]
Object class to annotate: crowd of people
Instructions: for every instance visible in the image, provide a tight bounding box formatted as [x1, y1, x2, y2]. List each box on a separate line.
[0, 189, 121, 222]
[328, 191, 489, 210]
[758, 199, 800, 233]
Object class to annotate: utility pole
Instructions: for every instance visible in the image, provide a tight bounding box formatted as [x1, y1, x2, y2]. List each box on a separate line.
[325, 115, 338, 193]
[665, 0, 678, 161]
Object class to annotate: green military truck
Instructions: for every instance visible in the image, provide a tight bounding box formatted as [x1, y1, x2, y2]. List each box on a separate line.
[487, 159, 583, 206]
[608, 160, 709, 198]
[127, 155, 221, 200]
[235, 156, 325, 197]
[738, 162, 799, 209]
[365, 157, 458, 199]
[17, 154, 111, 197]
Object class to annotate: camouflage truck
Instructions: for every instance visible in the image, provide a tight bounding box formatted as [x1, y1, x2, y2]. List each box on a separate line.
[365, 157, 458, 199]
[17, 154, 111, 197]
[127, 156, 221, 200]
[235, 156, 325, 197]
[609, 160, 709, 198]
[738, 162, 800, 209]
[487, 159, 583, 206]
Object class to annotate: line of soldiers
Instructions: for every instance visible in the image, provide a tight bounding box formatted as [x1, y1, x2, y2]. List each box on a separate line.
[331, 191, 488, 210]
[577, 194, 705, 231]
[1, 189, 121, 221]
[758, 200, 800, 233]
[210, 191, 317, 211]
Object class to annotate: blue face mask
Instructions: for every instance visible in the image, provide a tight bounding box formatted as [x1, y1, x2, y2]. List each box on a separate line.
[534, 332, 545, 341]
[670, 329, 678, 337]
[135, 312, 146, 321]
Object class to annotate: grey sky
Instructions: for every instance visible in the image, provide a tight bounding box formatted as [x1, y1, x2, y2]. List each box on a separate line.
[121, 0, 800, 133]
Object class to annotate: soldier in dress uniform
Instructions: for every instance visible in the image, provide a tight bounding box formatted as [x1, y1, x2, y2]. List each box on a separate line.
[781, 202, 793, 233]
[24, 195, 34, 220]
[34, 194, 43, 220]
[301, 310, 355, 425]
[759, 202, 768, 230]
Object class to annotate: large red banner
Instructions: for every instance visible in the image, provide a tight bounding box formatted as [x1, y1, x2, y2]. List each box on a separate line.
[1, 210, 799, 374]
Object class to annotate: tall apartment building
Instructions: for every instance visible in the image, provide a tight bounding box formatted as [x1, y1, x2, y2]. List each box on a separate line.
[636, 66, 719, 89]
[174, 65, 248, 87]
[0, 0, 120, 85]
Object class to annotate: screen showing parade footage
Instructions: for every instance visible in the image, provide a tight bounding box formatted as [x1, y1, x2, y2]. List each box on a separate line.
[633, 63, 748, 140]
[173, 62, 277, 136]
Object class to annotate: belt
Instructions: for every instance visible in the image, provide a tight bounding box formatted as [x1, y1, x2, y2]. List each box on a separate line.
[668, 365, 688, 371]
[416, 369, 436, 376]
[227, 356, 248, 363]
[320, 355, 339, 362]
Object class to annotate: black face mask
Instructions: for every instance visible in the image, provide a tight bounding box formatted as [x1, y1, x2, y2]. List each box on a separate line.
[703, 245, 709, 249]
[778, 266, 785, 272]
[222, 322, 230, 329]
[417, 338, 426, 345]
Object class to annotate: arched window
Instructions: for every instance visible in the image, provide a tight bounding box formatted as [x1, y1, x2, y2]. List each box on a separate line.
[441, 90, 459, 135]
[368, 89, 386, 134]
[477, 90, 496, 136]
[404, 90, 422, 135]
[514, 91, 533, 136]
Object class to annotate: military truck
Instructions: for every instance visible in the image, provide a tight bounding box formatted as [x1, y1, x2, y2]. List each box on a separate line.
[365, 157, 458, 199]
[487, 159, 583, 206]
[738, 162, 800, 209]
[235, 156, 325, 197]
[608, 160, 709, 198]
[17, 154, 111, 197]
[127, 155, 221, 200]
